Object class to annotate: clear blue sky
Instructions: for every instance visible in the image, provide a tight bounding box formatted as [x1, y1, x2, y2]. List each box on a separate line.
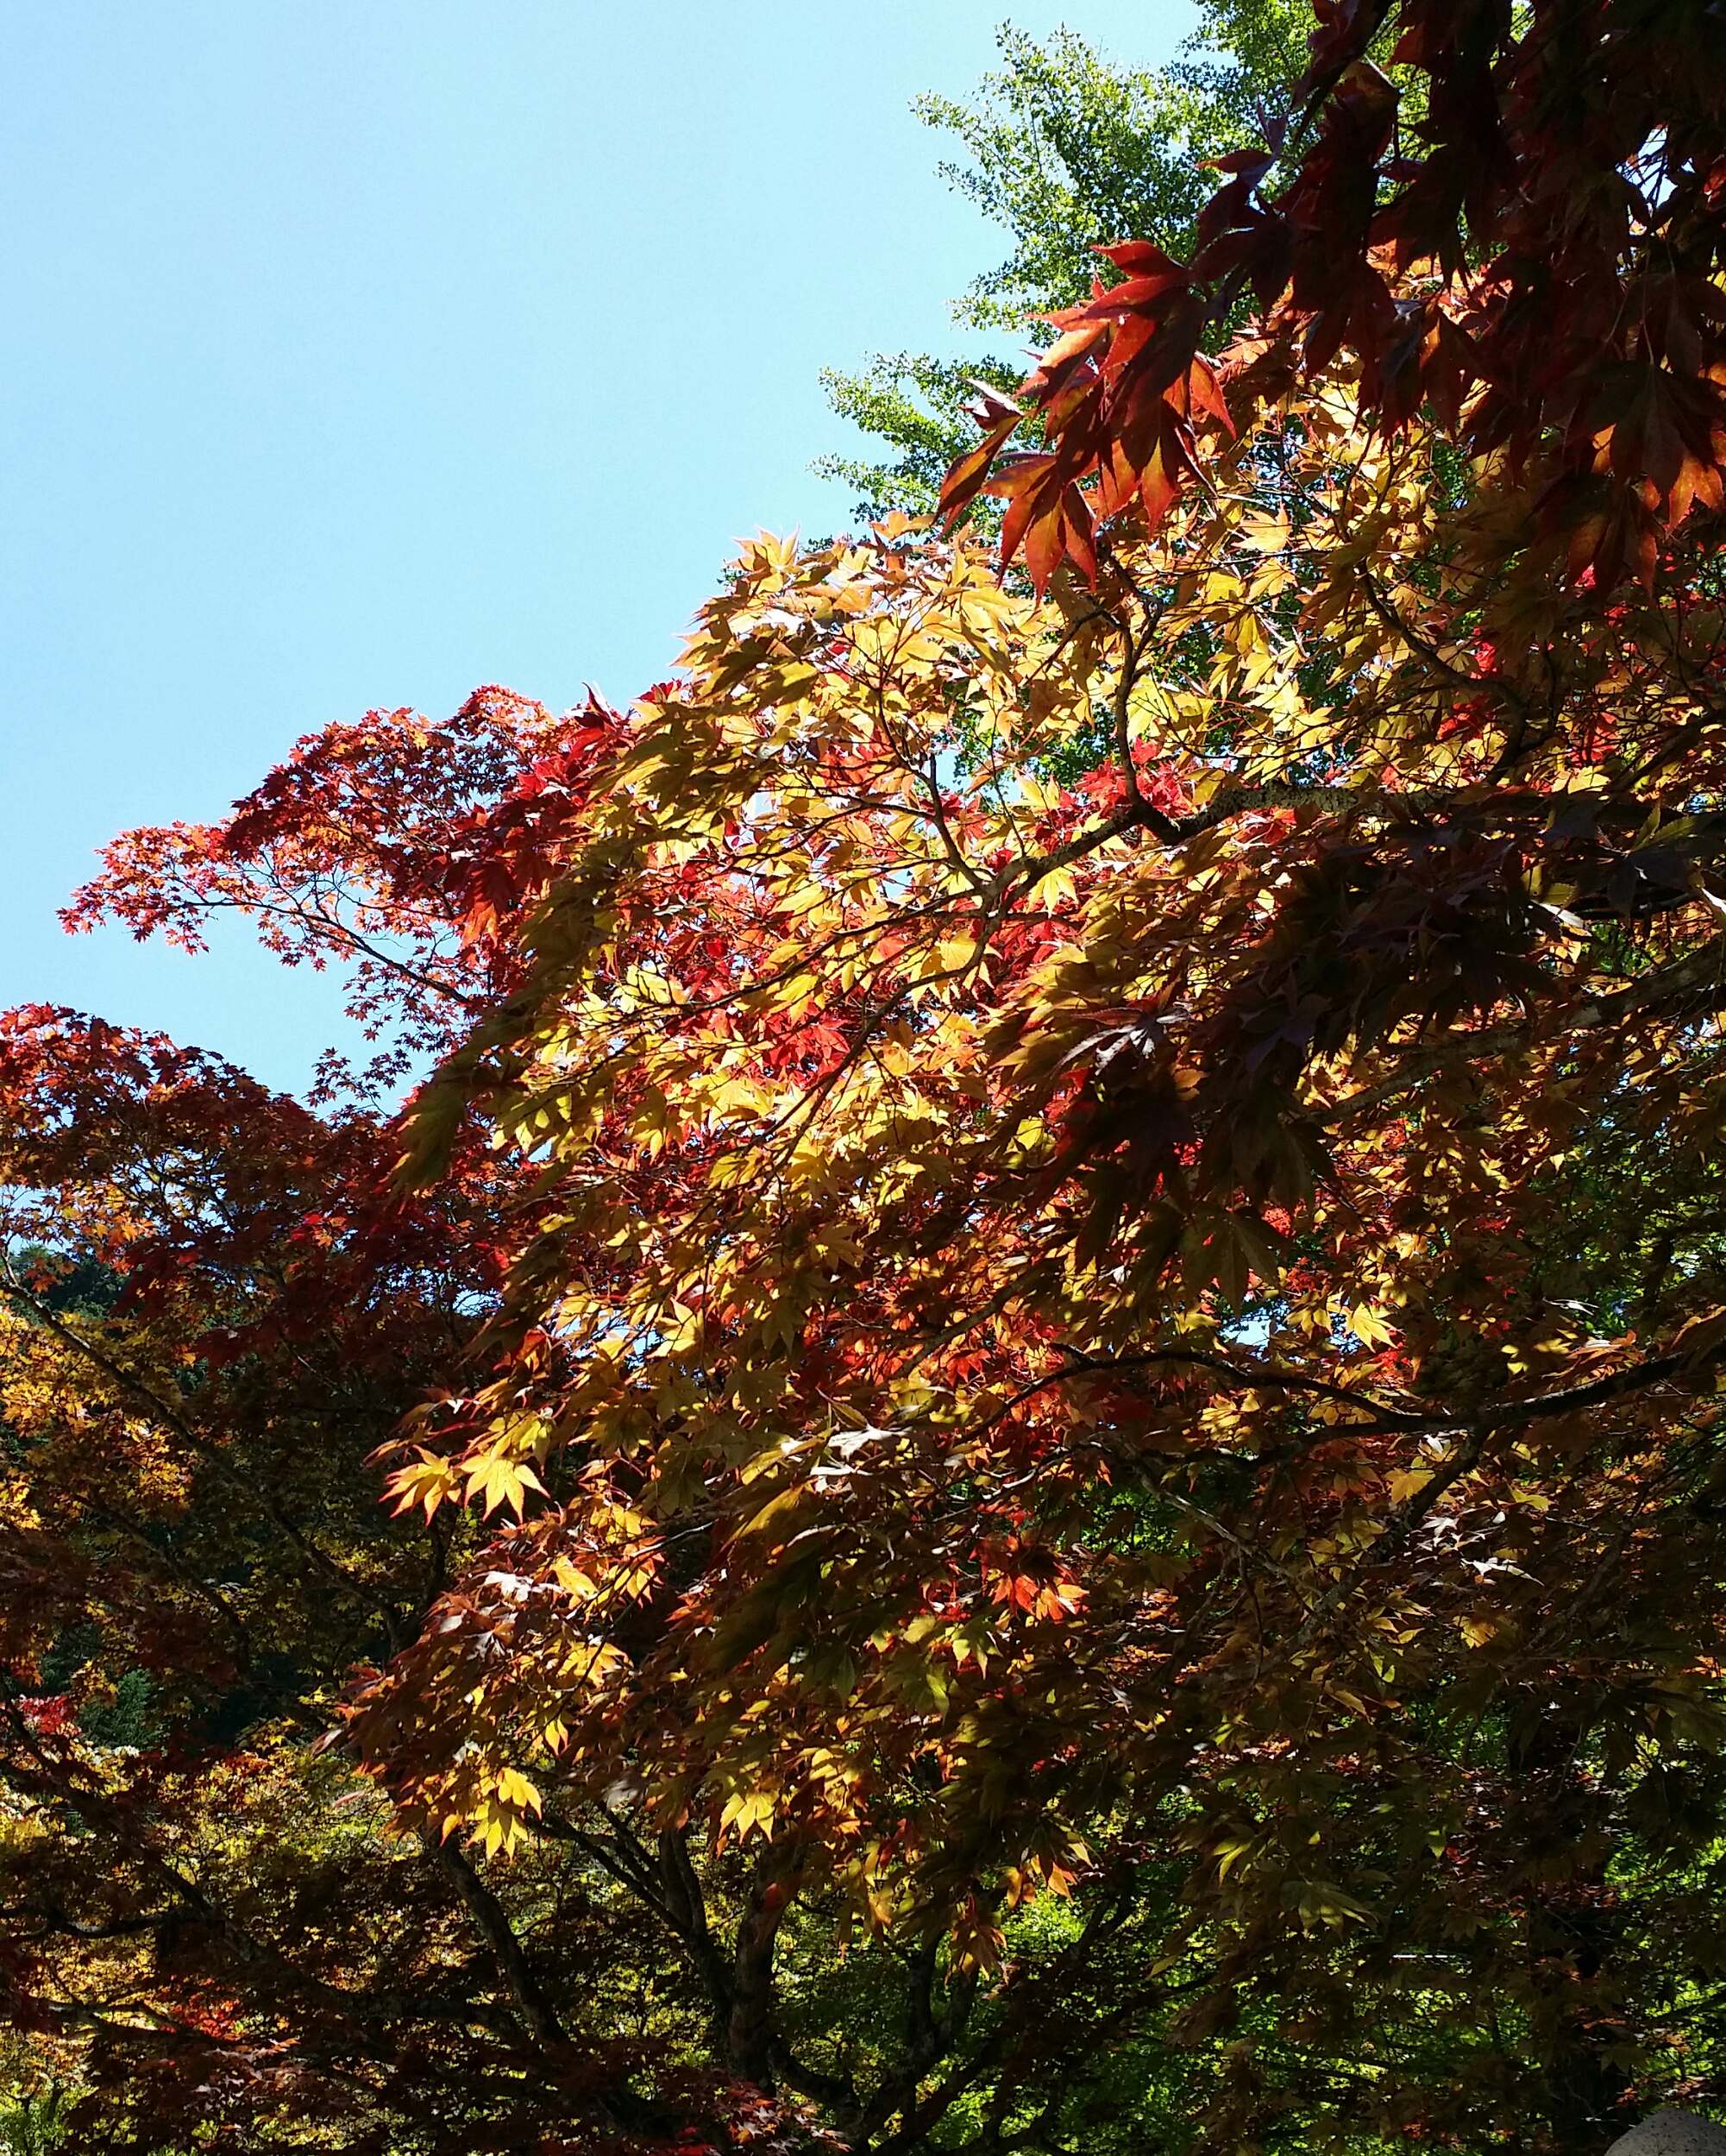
[2, 1, 1190, 1092]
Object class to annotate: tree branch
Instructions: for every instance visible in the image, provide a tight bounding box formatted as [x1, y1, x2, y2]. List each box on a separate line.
[433, 1837, 564, 2046]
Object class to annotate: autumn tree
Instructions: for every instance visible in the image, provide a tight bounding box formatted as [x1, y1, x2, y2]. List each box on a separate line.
[355, 458, 1726, 2150]
[0, 695, 731, 2148]
[5, 3, 1726, 2153]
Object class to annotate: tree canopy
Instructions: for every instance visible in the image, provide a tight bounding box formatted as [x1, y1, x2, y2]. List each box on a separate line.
[5, 4, 1726, 2153]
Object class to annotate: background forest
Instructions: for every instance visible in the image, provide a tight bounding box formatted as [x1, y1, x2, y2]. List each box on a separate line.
[4, 3, 1726, 2153]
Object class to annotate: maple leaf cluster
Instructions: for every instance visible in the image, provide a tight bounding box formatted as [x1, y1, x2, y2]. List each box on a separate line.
[942, 0, 1726, 594]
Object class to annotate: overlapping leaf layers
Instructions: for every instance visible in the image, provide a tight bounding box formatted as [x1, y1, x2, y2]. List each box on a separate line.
[1, 695, 732, 2150]
[330, 350, 1726, 2151]
[8, 5, 1726, 2138]
[940, 0, 1726, 596]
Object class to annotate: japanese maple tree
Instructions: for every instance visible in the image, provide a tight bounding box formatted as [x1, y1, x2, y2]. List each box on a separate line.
[355, 462, 1726, 2150]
